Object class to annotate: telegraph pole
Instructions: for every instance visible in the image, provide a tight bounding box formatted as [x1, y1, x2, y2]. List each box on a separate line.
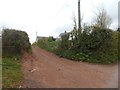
[78, 0, 81, 34]
[118, 1, 120, 32]
[36, 31, 37, 43]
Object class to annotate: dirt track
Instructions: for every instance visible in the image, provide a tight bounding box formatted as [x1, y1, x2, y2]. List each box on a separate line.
[21, 46, 118, 88]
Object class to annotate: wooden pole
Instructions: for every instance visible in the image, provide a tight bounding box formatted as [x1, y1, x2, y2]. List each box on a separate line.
[36, 31, 37, 43]
[78, 0, 81, 34]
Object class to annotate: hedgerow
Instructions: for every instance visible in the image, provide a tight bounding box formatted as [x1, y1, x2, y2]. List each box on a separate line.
[2, 29, 31, 56]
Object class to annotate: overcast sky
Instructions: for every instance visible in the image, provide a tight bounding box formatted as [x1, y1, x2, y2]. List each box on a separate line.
[0, 0, 119, 43]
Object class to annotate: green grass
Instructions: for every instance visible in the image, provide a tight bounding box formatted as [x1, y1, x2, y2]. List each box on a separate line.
[2, 56, 22, 88]
[38, 41, 118, 64]
[37, 36, 118, 64]
[38, 41, 59, 52]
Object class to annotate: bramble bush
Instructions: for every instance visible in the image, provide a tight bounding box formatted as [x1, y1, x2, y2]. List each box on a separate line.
[57, 26, 118, 64]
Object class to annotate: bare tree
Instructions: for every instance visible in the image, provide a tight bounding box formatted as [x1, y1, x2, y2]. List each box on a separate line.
[93, 6, 112, 29]
[72, 13, 77, 30]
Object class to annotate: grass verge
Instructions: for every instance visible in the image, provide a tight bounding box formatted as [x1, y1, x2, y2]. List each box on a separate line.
[2, 56, 22, 88]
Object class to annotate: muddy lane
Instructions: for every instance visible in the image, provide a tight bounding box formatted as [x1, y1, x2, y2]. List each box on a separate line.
[21, 46, 118, 88]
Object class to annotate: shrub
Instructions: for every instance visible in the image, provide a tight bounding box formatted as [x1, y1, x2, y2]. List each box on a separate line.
[56, 27, 117, 64]
[2, 29, 31, 56]
[37, 37, 59, 52]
